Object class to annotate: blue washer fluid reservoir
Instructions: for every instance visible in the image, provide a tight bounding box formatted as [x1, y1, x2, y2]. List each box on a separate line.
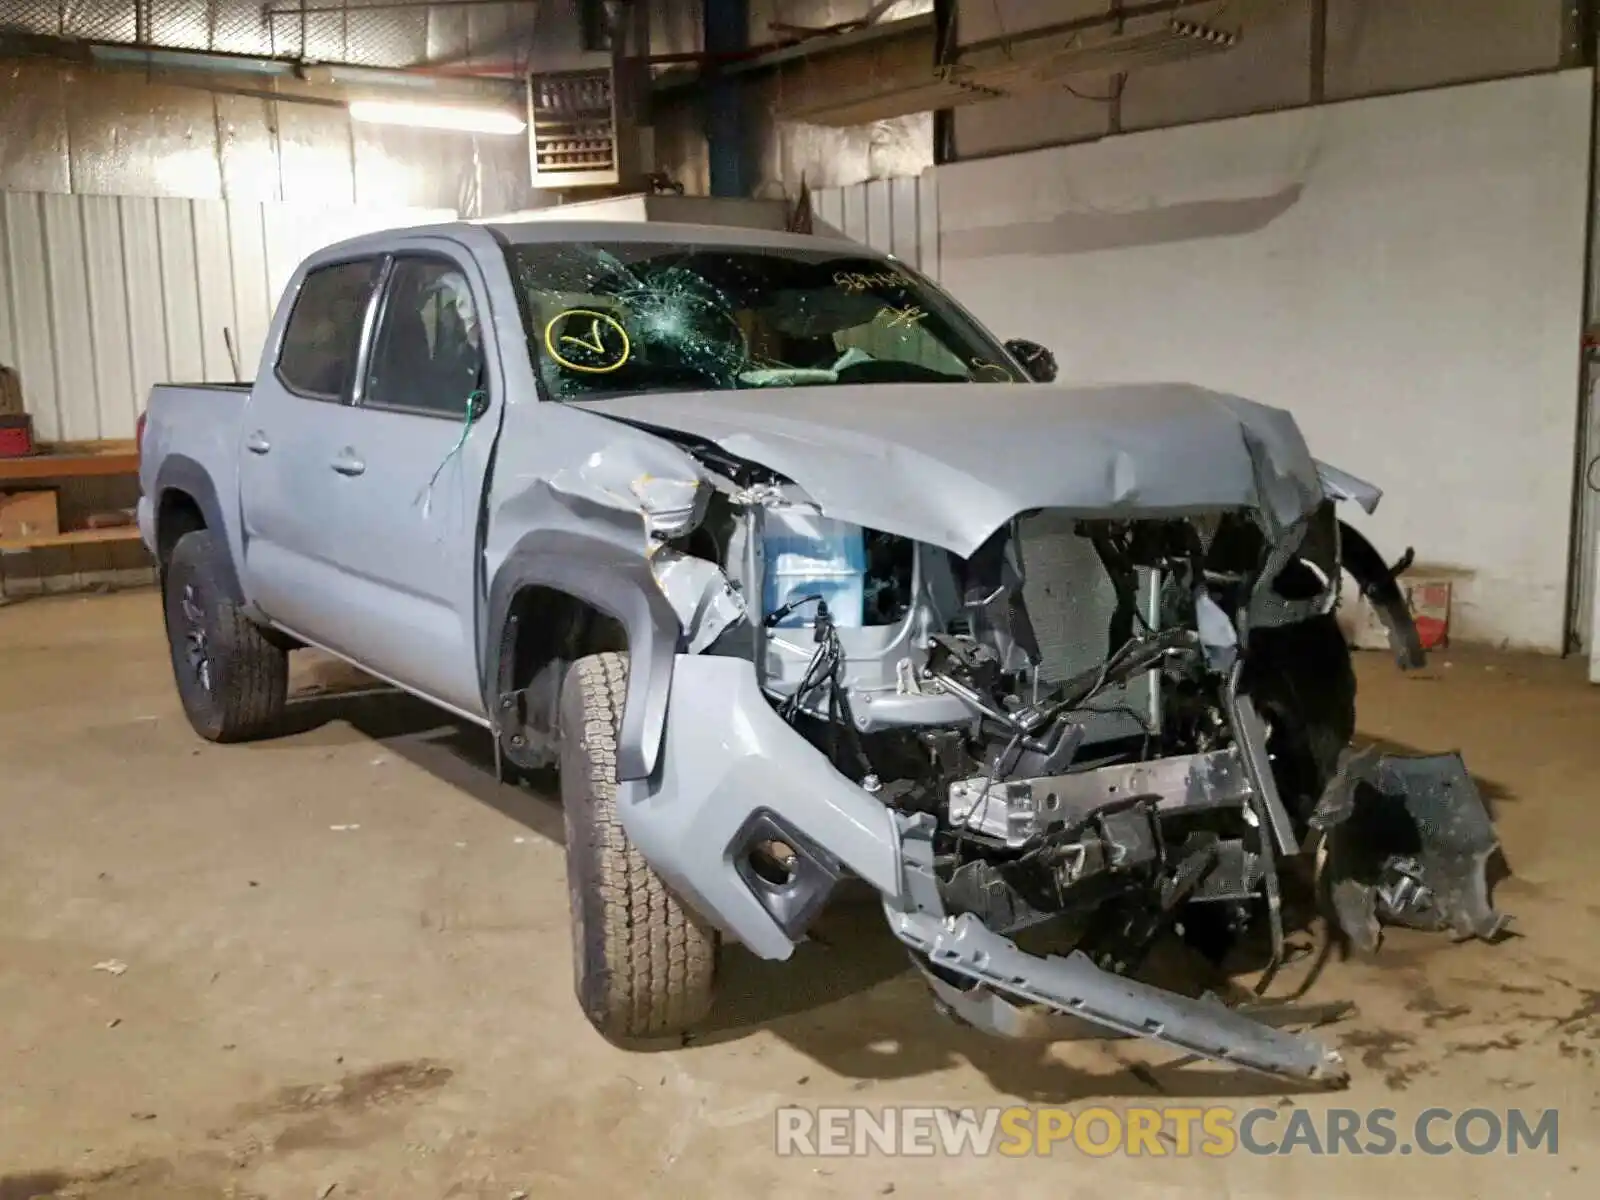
[761, 510, 868, 629]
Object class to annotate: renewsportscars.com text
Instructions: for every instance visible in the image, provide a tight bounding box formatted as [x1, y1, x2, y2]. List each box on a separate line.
[775, 1105, 1559, 1158]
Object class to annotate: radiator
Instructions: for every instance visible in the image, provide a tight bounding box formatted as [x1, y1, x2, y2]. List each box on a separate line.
[1017, 511, 1157, 744]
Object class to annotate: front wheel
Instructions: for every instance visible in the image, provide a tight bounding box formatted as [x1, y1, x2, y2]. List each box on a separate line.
[559, 651, 718, 1040]
[162, 529, 288, 743]
[1246, 612, 1357, 825]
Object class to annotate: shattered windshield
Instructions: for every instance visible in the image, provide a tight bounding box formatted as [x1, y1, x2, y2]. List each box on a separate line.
[504, 240, 1024, 400]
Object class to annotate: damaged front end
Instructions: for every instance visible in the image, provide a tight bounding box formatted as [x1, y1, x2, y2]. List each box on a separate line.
[558, 393, 1508, 1088]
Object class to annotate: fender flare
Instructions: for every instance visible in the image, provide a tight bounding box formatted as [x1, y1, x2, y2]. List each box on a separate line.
[152, 454, 244, 605]
[1339, 521, 1425, 670]
[483, 530, 682, 781]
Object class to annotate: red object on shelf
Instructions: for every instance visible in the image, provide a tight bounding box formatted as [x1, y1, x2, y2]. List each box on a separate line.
[0, 413, 36, 458]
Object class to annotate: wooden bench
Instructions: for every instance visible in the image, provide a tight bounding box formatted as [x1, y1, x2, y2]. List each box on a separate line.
[0, 440, 144, 554]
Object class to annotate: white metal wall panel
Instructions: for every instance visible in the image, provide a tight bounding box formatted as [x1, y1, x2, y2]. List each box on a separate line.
[935, 70, 1592, 653]
[812, 173, 950, 370]
[41, 195, 98, 442]
[119, 197, 172, 438]
[841, 185, 869, 251]
[260, 204, 309, 340]
[889, 177, 920, 265]
[192, 202, 238, 382]
[2, 197, 57, 438]
[813, 172, 937, 274]
[917, 169, 941, 282]
[228, 208, 274, 382]
[80, 195, 137, 437]
[812, 187, 844, 236]
[156, 199, 207, 393]
[0, 193, 453, 441]
[864, 179, 894, 253]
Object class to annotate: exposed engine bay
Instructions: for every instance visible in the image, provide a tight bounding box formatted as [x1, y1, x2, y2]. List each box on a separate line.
[619, 429, 1508, 1086]
[495, 377, 1511, 1087]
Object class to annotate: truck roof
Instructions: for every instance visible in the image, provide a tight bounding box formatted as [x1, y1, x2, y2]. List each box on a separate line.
[310, 218, 871, 264]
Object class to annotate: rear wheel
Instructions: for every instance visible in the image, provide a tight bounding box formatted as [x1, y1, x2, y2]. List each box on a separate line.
[559, 651, 717, 1040]
[162, 529, 288, 742]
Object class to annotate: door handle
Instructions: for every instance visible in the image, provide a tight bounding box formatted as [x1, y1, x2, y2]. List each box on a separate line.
[331, 449, 366, 477]
[245, 431, 271, 455]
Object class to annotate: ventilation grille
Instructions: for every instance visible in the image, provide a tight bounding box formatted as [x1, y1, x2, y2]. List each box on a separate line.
[528, 66, 620, 188]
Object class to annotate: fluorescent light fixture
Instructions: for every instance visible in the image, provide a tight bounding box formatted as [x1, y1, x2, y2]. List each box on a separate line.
[347, 100, 527, 135]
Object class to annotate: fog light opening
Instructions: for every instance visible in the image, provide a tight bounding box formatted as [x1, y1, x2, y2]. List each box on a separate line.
[748, 839, 798, 887]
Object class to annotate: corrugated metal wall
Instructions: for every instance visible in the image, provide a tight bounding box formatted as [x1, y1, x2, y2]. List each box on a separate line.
[0, 0, 536, 68]
[811, 172, 939, 276]
[0, 192, 451, 599]
[0, 62, 533, 215]
[0, 191, 453, 441]
[811, 171, 952, 369]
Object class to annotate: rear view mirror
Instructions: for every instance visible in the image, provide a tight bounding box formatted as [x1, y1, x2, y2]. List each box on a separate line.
[1005, 338, 1057, 383]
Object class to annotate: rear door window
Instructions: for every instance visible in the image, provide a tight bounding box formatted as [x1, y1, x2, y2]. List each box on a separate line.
[276, 258, 383, 401]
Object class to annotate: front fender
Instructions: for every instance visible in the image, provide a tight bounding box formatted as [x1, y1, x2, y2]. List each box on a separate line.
[1315, 459, 1382, 514]
[1340, 521, 1425, 670]
[483, 529, 682, 781]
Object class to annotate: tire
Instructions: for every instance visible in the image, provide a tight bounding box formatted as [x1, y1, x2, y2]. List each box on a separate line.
[559, 651, 717, 1041]
[1246, 612, 1358, 825]
[162, 529, 288, 743]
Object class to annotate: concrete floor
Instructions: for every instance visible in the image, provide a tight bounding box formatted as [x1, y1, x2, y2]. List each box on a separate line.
[2, 590, 1599, 1199]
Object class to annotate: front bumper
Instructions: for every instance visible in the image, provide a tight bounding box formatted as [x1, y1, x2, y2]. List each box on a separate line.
[886, 811, 1349, 1085]
[618, 655, 1499, 1086]
[616, 655, 904, 961]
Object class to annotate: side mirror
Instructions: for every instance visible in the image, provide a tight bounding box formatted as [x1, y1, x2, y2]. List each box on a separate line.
[1005, 338, 1057, 383]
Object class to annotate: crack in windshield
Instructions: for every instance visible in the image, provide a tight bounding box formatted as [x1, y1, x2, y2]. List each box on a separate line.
[505, 241, 1023, 401]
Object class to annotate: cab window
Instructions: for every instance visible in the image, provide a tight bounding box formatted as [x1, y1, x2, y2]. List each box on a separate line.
[362, 257, 485, 418]
[276, 258, 382, 401]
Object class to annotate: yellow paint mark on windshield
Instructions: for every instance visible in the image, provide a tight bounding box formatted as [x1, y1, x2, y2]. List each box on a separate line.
[879, 304, 928, 328]
[545, 309, 631, 373]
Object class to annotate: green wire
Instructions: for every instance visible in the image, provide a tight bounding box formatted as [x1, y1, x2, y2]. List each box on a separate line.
[420, 390, 484, 517]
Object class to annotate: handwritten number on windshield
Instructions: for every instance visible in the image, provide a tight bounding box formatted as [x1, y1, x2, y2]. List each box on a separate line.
[834, 269, 910, 293]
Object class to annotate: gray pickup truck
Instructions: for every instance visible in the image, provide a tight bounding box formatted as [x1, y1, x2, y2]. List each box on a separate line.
[138, 218, 1505, 1085]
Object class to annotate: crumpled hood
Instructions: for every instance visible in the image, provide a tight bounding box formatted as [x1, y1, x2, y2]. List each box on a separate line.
[580, 382, 1336, 557]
